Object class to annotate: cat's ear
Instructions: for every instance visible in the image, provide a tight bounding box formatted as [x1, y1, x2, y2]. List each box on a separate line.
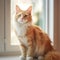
[27, 6, 32, 14]
[16, 5, 21, 14]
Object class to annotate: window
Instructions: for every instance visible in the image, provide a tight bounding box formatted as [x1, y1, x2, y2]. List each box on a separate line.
[5, 0, 54, 52]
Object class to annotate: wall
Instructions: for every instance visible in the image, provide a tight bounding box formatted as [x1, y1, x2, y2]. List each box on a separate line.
[54, 0, 60, 52]
[0, 0, 4, 52]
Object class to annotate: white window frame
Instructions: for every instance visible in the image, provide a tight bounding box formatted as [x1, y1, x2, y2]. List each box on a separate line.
[46, 0, 54, 43]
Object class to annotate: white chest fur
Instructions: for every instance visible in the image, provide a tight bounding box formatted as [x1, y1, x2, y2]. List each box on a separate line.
[14, 22, 28, 36]
[16, 25, 27, 36]
[14, 21, 31, 47]
[18, 36, 28, 47]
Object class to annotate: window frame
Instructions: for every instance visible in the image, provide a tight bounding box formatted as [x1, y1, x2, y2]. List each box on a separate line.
[46, 0, 54, 43]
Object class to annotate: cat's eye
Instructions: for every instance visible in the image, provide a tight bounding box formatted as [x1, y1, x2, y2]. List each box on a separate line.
[24, 15, 27, 17]
[18, 14, 21, 17]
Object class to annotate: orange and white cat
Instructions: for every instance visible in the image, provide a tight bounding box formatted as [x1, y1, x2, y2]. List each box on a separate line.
[14, 5, 60, 60]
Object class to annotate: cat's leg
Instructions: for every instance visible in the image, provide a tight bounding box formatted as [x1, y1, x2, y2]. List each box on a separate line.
[26, 47, 33, 60]
[38, 56, 44, 60]
[26, 40, 33, 60]
[19, 44, 26, 60]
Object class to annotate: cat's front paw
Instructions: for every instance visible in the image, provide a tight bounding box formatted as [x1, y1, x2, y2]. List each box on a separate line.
[26, 57, 33, 60]
[19, 56, 26, 60]
[38, 56, 44, 60]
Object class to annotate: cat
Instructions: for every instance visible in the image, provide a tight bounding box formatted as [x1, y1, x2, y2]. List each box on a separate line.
[14, 5, 60, 60]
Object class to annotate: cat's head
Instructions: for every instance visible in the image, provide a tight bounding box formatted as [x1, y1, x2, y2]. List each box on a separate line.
[15, 5, 32, 24]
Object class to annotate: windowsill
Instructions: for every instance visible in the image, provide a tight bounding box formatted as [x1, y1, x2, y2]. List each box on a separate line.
[0, 52, 21, 56]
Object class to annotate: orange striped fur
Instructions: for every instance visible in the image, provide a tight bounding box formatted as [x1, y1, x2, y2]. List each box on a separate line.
[14, 5, 60, 60]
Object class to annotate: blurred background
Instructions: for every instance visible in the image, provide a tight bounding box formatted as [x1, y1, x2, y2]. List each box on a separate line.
[0, 0, 60, 58]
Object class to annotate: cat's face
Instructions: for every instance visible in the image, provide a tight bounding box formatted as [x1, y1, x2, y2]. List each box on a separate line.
[15, 5, 32, 24]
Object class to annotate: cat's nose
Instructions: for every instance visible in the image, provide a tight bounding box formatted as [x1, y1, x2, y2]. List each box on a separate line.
[21, 18, 24, 22]
[21, 16, 23, 20]
[21, 18, 23, 21]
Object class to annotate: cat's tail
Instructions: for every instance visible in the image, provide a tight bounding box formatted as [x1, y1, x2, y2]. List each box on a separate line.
[44, 51, 60, 60]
